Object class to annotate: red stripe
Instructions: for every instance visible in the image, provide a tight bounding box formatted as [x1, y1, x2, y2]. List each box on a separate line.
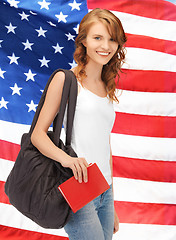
[114, 201, 176, 225]
[2, 184, 176, 226]
[126, 33, 176, 56]
[2, 181, 176, 226]
[118, 69, 176, 93]
[0, 225, 68, 240]
[0, 140, 20, 162]
[113, 156, 176, 182]
[0, 181, 10, 204]
[87, 0, 176, 21]
[112, 112, 176, 138]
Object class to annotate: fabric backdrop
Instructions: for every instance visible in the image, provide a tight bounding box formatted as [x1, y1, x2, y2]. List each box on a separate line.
[0, 0, 176, 239]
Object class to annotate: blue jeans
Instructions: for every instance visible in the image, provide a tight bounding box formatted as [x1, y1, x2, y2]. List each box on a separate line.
[64, 185, 114, 240]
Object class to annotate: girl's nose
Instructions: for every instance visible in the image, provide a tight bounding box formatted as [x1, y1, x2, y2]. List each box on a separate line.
[101, 40, 110, 50]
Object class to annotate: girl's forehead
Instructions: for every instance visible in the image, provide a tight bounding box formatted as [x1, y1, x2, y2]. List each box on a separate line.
[87, 21, 112, 35]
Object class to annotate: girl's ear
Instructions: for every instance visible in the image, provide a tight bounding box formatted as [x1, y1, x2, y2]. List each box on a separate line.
[82, 40, 87, 47]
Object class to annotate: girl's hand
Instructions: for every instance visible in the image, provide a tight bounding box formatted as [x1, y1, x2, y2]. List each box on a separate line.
[60, 156, 89, 183]
[114, 209, 119, 234]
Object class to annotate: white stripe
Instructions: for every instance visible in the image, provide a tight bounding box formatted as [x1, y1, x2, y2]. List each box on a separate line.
[112, 10, 176, 41]
[0, 120, 30, 144]
[111, 133, 176, 161]
[1, 203, 176, 240]
[0, 203, 68, 237]
[0, 120, 65, 144]
[2, 158, 176, 205]
[123, 47, 176, 72]
[113, 223, 176, 240]
[0, 158, 14, 182]
[113, 177, 176, 204]
[114, 90, 176, 117]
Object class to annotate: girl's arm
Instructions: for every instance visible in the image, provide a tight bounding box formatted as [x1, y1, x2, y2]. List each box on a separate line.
[31, 71, 88, 183]
[109, 135, 119, 234]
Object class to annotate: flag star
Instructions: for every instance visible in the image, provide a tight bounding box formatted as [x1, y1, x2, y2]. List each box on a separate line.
[24, 69, 37, 81]
[35, 26, 47, 37]
[0, 97, 9, 109]
[38, 0, 51, 10]
[26, 100, 38, 112]
[73, 24, 79, 34]
[0, 40, 3, 48]
[8, 53, 20, 65]
[65, 33, 75, 41]
[5, 22, 17, 34]
[55, 12, 68, 23]
[68, 0, 82, 11]
[0, 68, 6, 79]
[22, 39, 34, 50]
[52, 43, 64, 54]
[39, 56, 50, 67]
[10, 83, 22, 95]
[47, 21, 56, 27]
[69, 60, 77, 69]
[19, 11, 30, 21]
[7, 0, 20, 8]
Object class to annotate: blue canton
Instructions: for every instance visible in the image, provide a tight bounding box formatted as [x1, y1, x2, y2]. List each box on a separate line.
[0, 0, 88, 124]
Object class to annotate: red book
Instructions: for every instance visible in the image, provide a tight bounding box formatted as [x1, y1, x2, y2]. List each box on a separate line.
[58, 163, 110, 213]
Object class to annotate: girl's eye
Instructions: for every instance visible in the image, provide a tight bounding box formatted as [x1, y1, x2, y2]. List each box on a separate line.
[110, 38, 115, 42]
[95, 36, 101, 40]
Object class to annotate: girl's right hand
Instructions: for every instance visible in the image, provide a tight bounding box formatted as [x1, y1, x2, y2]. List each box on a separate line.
[60, 156, 89, 183]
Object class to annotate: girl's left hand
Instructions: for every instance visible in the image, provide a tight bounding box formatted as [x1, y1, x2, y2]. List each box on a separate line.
[114, 209, 119, 234]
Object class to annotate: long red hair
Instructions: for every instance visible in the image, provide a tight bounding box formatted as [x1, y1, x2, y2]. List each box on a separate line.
[74, 8, 127, 102]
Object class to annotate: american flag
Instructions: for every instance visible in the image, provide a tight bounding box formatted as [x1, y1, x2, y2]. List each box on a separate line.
[0, 0, 176, 239]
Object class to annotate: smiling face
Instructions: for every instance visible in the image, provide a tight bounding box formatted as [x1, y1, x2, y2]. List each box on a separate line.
[83, 20, 119, 67]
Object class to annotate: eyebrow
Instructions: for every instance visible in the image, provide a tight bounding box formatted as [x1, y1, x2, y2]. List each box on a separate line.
[92, 34, 103, 37]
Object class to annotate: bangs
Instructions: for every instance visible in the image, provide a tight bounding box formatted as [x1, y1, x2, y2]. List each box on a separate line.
[100, 18, 119, 43]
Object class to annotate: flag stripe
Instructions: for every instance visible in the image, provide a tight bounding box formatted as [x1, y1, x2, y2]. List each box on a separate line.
[1, 159, 176, 205]
[0, 120, 63, 145]
[111, 133, 176, 161]
[0, 225, 68, 240]
[113, 177, 176, 204]
[114, 11, 176, 41]
[0, 120, 30, 144]
[113, 156, 176, 182]
[1, 182, 176, 225]
[114, 201, 176, 225]
[0, 181, 9, 205]
[123, 47, 176, 72]
[0, 158, 14, 182]
[126, 33, 176, 56]
[2, 157, 176, 205]
[2, 205, 176, 240]
[89, 8, 176, 41]
[114, 91, 176, 117]
[0, 203, 68, 237]
[112, 112, 176, 138]
[0, 140, 20, 162]
[116, 223, 176, 240]
[118, 69, 176, 93]
[87, 0, 176, 21]
[1, 191, 176, 226]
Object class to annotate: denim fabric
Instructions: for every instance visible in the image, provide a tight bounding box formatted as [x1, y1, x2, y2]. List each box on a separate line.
[64, 185, 114, 240]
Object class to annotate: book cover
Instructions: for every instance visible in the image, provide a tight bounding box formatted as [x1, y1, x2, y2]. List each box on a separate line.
[58, 163, 110, 213]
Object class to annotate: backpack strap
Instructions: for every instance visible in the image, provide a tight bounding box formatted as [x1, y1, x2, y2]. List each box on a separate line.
[29, 69, 78, 146]
[53, 69, 78, 146]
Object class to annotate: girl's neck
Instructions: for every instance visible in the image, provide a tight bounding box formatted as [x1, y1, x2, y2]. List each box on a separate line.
[84, 61, 103, 83]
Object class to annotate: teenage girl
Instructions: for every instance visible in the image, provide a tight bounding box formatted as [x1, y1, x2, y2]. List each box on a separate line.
[31, 8, 127, 240]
